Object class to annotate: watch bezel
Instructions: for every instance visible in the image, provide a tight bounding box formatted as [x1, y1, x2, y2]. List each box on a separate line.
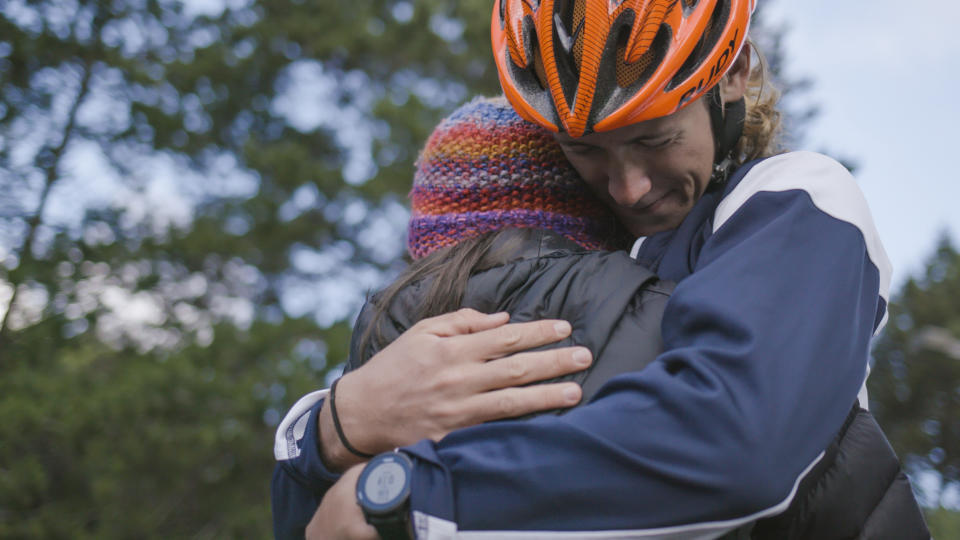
[356, 451, 414, 516]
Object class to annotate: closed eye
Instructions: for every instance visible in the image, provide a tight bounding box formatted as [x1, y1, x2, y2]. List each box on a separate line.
[631, 134, 677, 149]
[641, 138, 673, 148]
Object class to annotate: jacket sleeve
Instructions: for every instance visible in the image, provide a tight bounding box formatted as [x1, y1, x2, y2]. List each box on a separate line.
[271, 394, 338, 540]
[402, 152, 892, 538]
[271, 297, 399, 538]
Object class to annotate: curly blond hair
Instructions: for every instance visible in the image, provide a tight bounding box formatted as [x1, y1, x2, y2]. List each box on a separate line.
[734, 40, 784, 163]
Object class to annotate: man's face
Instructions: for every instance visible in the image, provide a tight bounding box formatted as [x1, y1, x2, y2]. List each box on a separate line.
[554, 99, 715, 238]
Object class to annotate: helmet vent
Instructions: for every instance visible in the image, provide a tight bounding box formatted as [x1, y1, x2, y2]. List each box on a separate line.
[553, 0, 587, 71]
[614, 22, 666, 88]
[505, 13, 560, 127]
[586, 15, 670, 130]
[533, 48, 548, 90]
[572, 0, 586, 69]
[554, 0, 576, 38]
[680, 0, 700, 14]
[616, 41, 656, 87]
[667, 0, 729, 91]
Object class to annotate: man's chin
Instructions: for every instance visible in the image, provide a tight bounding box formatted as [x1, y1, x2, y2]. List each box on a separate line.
[616, 197, 691, 237]
[621, 214, 683, 238]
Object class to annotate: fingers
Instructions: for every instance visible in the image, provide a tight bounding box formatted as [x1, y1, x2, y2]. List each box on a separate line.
[467, 346, 593, 392]
[461, 383, 584, 425]
[416, 308, 510, 337]
[305, 465, 378, 540]
[444, 346, 592, 426]
[411, 309, 574, 365]
[457, 319, 574, 361]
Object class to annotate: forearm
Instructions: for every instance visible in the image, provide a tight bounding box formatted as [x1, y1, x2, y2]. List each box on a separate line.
[403, 344, 863, 535]
[315, 397, 367, 470]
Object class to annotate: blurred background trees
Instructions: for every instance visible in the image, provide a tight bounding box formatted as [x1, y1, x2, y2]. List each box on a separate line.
[0, 0, 955, 536]
[870, 236, 960, 513]
[1, 0, 499, 535]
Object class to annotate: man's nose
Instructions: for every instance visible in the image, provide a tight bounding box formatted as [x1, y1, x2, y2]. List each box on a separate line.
[607, 158, 653, 207]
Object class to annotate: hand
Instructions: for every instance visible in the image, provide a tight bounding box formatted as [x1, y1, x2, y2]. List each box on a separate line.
[305, 465, 376, 540]
[319, 308, 591, 469]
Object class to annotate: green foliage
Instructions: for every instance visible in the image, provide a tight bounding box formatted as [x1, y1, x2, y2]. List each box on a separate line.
[1, 0, 499, 535]
[870, 234, 960, 505]
[0, 319, 351, 538]
[926, 507, 960, 539]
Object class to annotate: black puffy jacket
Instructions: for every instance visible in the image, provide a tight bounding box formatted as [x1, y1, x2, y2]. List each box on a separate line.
[347, 229, 672, 404]
[346, 229, 928, 539]
[750, 406, 929, 539]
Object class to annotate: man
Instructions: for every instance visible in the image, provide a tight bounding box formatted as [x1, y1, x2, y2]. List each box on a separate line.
[277, 2, 925, 538]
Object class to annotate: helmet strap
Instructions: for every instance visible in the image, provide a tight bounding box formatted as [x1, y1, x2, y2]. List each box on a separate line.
[707, 86, 746, 185]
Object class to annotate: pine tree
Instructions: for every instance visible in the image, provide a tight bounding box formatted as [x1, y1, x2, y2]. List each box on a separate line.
[870, 234, 960, 507]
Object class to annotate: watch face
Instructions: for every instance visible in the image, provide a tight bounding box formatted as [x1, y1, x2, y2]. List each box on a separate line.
[364, 461, 406, 505]
[358, 453, 413, 514]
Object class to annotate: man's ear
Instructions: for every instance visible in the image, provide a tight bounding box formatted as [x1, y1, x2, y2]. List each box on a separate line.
[720, 42, 752, 103]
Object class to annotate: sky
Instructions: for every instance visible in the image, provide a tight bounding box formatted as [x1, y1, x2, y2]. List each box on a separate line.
[764, 0, 960, 289]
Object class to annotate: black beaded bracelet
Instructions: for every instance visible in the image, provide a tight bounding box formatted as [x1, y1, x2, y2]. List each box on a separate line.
[328, 378, 375, 459]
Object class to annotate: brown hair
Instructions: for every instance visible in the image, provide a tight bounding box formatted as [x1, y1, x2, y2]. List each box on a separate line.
[357, 228, 541, 357]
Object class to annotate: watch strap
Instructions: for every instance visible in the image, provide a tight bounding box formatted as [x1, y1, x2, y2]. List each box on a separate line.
[368, 511, 412, 540]
[357, 452, 415, 540]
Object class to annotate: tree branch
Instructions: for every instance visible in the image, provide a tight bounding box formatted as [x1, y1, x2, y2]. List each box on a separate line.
[0, 59, 95, 360]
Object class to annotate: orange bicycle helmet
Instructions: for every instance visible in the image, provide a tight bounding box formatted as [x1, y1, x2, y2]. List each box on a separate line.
[492, 0, 755, 138]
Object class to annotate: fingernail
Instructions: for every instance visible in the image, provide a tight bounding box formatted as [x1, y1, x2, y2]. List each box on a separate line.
[554, 321, 571, 337]
[563, 385, 581, 403]
[573, 348, 591, 367]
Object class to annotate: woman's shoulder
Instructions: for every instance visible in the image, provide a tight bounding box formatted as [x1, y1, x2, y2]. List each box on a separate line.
[464, 235, 667, 316]
[475, 231, 648, 280]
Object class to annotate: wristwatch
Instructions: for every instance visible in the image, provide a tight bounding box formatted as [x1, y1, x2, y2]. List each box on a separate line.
[356, 451, 414, 540]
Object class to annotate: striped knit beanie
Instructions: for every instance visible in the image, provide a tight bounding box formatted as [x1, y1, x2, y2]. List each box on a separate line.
[408, 96, 628, 259]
